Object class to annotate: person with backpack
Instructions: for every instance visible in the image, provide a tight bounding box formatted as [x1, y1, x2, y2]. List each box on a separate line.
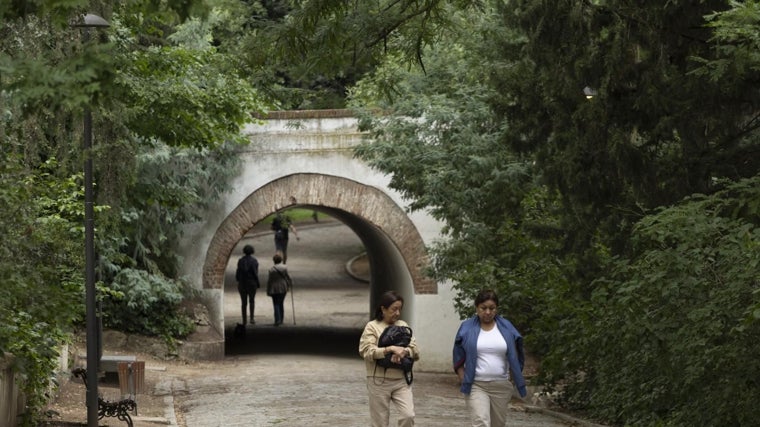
[271, 211, 299, 264]
[235, 244, 260, 325]
[266, 253, 292, 326]
[359, 291, 420, 427]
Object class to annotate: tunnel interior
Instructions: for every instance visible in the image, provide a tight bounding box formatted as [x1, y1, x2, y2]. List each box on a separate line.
[223, 205, 416, 356]
[198, 173, 434, 359]
[317, 206, 417, 323]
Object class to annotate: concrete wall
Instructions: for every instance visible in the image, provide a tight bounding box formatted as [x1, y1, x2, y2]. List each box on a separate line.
[178, 110, 462, 371]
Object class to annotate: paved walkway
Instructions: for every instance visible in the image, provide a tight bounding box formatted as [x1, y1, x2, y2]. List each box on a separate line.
[164, 353, 580, 427]
[45, 221, 602, 426]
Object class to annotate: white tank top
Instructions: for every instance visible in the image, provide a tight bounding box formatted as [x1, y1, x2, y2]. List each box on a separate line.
[474, 327, 509, 381]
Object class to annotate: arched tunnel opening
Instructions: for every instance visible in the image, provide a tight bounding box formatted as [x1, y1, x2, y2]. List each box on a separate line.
[222, 206, 417, 358]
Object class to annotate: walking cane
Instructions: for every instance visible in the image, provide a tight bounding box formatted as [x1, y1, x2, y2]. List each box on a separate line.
[290, 280, 296, 325]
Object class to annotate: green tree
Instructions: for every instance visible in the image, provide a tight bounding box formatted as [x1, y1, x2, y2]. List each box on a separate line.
[212, 0, 477, 109]
[490, 0, 759, 255]
[575, 176, 760, 426]
[0, 158, 85, 425]
[92, 12, 265, 340]
[98, 141, 242, 340]
[1, 1, 264, 423]
[351, 5, 575, 348]
[486, 3, 760, 422]
[351, 0, 760, 424]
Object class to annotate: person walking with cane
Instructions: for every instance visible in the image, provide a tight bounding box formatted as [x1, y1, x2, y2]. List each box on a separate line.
[266, 253, 292, 326]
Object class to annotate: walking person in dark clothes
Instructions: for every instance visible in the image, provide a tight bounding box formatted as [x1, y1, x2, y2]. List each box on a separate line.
[271, 211, 299, 264]
[235, 244, 260, 325]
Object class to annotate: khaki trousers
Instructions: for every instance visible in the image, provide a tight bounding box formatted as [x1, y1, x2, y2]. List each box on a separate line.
[465, 380, 513, 427]
[367, 377, 415, 427]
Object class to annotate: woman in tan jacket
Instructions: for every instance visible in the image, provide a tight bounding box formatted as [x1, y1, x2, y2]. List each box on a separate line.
[359, 291, 420, 427]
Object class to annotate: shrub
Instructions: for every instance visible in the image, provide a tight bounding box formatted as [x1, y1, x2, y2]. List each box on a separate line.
[569, 176, 760, 426]
[102, 268, 195, 342]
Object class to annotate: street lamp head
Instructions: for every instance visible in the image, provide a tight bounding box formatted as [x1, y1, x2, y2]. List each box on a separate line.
[583, 86, 598, 100]
[72, 13, 110, 28]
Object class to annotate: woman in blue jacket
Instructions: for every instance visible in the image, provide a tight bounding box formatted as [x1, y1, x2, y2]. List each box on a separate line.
[453, 289, 527, 427]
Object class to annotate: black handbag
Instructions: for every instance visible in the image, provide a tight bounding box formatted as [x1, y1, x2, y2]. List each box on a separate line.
[376, 325, 414, 384]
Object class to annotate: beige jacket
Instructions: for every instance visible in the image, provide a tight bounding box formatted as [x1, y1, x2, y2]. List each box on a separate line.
[358, 319, 420, 378]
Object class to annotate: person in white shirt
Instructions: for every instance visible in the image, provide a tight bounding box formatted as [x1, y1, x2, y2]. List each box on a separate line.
[453, 289, 527, 427]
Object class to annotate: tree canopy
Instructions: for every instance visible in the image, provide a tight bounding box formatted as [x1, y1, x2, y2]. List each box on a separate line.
[1, 1, 265, 423]
[1, 0, 758, 425]
[348, 0, 759, 424]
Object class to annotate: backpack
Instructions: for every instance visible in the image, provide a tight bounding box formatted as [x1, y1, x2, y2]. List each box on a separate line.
[376, 325, 414, 384]
[272, 216, 288, 239]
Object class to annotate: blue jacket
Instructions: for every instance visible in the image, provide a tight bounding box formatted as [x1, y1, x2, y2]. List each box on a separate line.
[452, 315, 527, 397]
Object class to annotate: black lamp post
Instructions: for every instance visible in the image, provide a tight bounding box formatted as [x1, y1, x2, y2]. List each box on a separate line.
[71, 13, 109, 427]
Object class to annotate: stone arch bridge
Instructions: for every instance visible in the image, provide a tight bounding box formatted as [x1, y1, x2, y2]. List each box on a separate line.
[178, 110, 460, 371]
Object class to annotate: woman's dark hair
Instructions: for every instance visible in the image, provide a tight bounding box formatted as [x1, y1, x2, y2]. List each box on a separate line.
[374, 291, 404, 321]
[272, 253, 282, 264]
[474, 289, 499, 307]
[243, 244, 255, 255]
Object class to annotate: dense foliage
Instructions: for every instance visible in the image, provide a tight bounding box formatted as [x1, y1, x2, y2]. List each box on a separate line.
[211, 0, 466, 109]
[348, 1, 760, 425]
[577, 176, 760, 425]
[0, 158, 84, 425]
[1, 1, 264, 423]
[98, 141, 242, 340]
[2, 0, 759, 425]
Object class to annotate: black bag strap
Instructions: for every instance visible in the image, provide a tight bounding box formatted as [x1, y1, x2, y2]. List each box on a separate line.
[272, 266, 291, 286]
[374, 357, 414, 385]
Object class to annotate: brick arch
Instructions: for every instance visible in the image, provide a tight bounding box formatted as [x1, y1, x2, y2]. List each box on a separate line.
[202, 173, 436, 294]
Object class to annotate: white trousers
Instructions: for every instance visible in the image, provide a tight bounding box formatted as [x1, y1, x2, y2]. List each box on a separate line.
[465, 380, 513, 427]
[367, 377, 415, 427]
